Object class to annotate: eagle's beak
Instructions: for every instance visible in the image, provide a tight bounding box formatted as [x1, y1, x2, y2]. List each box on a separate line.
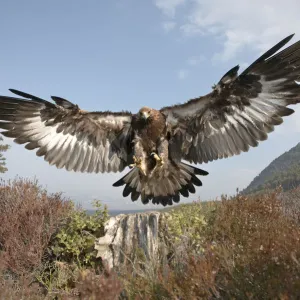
[141, 111, 150, 120]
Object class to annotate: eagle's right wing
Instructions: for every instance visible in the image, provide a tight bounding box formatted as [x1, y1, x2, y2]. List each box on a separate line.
[0, 89, 133, 173]
[161, 34, 300, 164]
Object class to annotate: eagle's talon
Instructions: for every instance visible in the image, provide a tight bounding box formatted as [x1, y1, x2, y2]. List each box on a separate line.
[151, 152, 164, 167]
[129, 155, 141, 168]
[129, 155, 147, 175]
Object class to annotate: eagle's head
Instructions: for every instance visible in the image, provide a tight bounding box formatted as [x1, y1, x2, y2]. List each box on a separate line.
[138, 106, 153, 121]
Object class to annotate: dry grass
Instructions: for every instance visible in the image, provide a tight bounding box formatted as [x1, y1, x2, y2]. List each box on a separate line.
[279, 186, 300, 223]
[73, 264, 123, 300]
[0, 270, 43, 300]
[0, 178, 122, 300]
[198, 190, 300, 299]
[122, 190, 300, 299]
[0, 178, 73, 277]
[1, 178, 300, 299]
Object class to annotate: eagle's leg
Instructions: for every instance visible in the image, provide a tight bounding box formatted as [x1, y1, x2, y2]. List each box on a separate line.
[129, 155, 142, 169]
[129, 156, 147, 176]
[129, 138, 147, 176]
[151, 138, 168, 168]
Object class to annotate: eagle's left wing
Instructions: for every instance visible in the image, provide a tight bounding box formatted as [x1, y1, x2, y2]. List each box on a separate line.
[161, 34, 300, 164]
[0, 89, 133, 173]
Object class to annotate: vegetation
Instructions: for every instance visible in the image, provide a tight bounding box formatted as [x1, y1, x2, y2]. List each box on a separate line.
[0, 136, 9, 173]
[0, 178, 73, 276]
[122, 189, 300, 299]
[0, 178, 120, 299]
[243, 142, 300, 194]
[0, 180, 299, 298]
[164, 202, 208, 254]
[50, 200, 109, 269]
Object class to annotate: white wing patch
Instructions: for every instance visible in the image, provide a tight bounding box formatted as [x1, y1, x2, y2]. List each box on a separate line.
[2, 110, 129, 173]
[28, 122, 124, 173]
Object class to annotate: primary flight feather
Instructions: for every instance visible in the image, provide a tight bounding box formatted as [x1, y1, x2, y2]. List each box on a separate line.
[1, 34, 300, 206]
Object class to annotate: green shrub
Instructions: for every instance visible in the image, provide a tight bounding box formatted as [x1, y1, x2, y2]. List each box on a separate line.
[50, 200, 109, 269]
[165, 202, 208, 253]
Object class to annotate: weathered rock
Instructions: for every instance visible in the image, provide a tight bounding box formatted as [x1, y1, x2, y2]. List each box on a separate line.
[95, 211, 168, 269]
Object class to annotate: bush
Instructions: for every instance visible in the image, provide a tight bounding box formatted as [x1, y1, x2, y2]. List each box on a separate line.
[0, 274, 43, 300]
[121, 190, 300, 299]
[164, 201, 210, 254]
[0, 178, 73, 276]
[50, 200, 109, 268]
[0, 178, 118, 299]
[0, 136, 9, 173]
[205, 190, 300, 299]
[1, 177, 300, 299]
[34, 200, 110, 295]
[73, 264, 123, 300]
[34, 262, 123, 299]
[279, 186, 300, 223]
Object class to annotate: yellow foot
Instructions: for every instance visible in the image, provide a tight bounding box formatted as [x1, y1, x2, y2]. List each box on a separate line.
[151, 152, 164, 167]
[129, 156, 146, 176]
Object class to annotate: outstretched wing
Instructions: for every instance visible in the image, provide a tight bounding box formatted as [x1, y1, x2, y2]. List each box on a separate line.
[161, 34, 300, 164]
[0, 89, 133, 172]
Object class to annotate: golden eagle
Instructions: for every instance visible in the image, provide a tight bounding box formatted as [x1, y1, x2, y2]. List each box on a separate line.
[1, 34, 300, 206]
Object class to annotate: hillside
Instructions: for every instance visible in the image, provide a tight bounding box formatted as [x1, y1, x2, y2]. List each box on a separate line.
[242, 142, 300, 194]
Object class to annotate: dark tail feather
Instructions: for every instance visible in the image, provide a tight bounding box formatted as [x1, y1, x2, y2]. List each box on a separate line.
[112, 168, 141, 202]
[112, 162, 208, 206]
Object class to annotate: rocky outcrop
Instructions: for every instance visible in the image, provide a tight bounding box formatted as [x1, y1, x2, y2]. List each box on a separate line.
[95, 211, 168, 269]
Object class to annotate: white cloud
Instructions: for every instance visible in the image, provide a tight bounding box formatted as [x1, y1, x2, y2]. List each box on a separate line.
[162, 21, 176, 33]
[154, 0, 300, 133]
[177, 69, 188, 79]
[187, 55, 206, 66]
[155, 0, 300, 62]
[154, 0, 186, 18]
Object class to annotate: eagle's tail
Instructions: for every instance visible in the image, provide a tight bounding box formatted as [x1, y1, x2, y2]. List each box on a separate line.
[112, 162, 208, 206]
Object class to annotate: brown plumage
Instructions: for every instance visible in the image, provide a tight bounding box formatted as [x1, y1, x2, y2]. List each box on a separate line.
[1, 34, 300, 205]
[131, 107, 166, 153]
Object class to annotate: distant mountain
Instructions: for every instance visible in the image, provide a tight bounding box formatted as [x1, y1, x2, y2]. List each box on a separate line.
[242, 142, 300, 194]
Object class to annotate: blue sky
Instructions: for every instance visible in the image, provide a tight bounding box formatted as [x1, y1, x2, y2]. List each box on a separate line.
[1, 0, 300, 210]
